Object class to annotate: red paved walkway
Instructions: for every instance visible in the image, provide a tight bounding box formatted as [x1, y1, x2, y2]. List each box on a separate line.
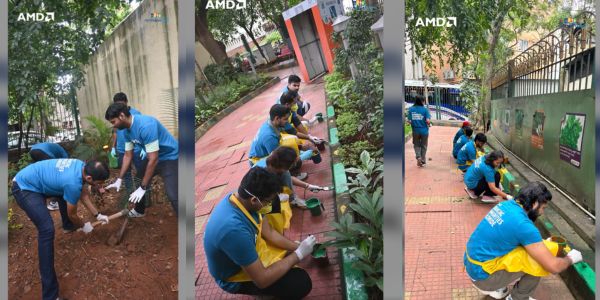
[404, 126, 574, 300]
[195, 69, 342, 299]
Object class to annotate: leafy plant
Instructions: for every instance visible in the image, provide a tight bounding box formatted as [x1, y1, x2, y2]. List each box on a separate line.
[8, 208, 23, 230]
[8, 152, 33, 180]
[346, 151, 384, 195]
[203, 63, 237, 86]
[560, 115, 583, 150]
[336, 111, 362, 141]
[72, 116, 112, 163]
[338, 141, 378, 167]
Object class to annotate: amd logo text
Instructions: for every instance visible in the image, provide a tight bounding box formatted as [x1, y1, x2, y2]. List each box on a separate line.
[205, 0, 246, 9]
[415, 17, 457, 27]
[17, 12, 55, 22]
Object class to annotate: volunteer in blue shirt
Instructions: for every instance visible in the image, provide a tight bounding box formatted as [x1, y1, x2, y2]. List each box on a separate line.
[12, 159, 110, 300]
[457, 133, 487, 172]
[453, 121, 471, 146]
[453, 126, 473, 159]
[109, 92, 146, 195]
[464, 151, 512, 202]
[29, 142, 69, 211]
[204, 167, 315, 299]
[279, 91, 322, 148]
[104, 103, 179, 217]
[465, 182, 582, 300]
[407, 95, 431, 167]
[277, 75, 315, 120]
[248, 104, 290, 165]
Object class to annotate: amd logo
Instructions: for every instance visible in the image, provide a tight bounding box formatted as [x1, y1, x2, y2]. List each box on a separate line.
[415, 17, 457, 27]
[205, 0, 246, 9]
[17, 12, 55, 22]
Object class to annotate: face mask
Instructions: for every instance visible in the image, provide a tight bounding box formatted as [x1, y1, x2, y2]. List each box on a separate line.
[258, 204, 273, 215]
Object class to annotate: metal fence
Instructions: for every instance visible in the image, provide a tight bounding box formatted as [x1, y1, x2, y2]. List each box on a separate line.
[491, 12, 595, 99]
[405, 85, 469, 121]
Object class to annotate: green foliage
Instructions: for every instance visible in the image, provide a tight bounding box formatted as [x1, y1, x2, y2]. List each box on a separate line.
[560, 115, 583, 150]
[203, 63, 237, 86]
[336, 111, 362, 140]
[8, 208, 23, 231]
[8, 152, 33, 180]
[263, 31, 282, 46]
[72, 116, 112, 163]
[404, 123, 412, 137]
[346, 151, 384, 195]
[338, 141, 378, 167]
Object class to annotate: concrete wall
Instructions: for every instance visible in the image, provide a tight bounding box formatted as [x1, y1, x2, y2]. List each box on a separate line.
[76, 0, 179, 136]
[491, 90, 595, 212]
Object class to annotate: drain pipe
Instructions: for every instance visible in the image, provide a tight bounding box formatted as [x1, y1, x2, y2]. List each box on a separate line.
[491, 135, 596, 221]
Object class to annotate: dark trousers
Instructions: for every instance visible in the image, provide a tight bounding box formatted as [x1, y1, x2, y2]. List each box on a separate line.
[473, 270, 540, 300]
[29, 150, 52, 162]
[236, 268, 312, 299]
[296, 101, 310, 116]
[412, 133, 429, 161]
[133, 159, 178, 215]
[117, 152, 135, 192]
[289, 160, 302, 176]
[12, 182, 75, 300]
[472, 172, 501, 196]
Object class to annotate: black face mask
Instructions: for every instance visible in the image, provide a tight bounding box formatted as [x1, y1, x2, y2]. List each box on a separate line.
[527, 207, 540, 222]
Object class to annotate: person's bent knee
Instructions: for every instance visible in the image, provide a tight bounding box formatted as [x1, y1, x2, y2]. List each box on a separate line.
[289, 268, 312, 298]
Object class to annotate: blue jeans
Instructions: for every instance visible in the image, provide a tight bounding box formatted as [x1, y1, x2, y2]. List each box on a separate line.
[12, 182, 74, 300]
[133, 159, 178, 215]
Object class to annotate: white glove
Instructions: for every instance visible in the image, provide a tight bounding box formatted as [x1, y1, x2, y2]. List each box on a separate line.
[96, 213, 109, 225]
[567, 249, 582, 264]
[278, 193, 290, 202]
[308, 135, 320, 143]
[294, 235, 317, 260]
[105, 178, 122, 192]
[302, 101, 309, 111]
[505, 194, 513, 200]
[308, 184, 321, 191]
[82, 222, 93, 234]
[129, 186, 146, 203]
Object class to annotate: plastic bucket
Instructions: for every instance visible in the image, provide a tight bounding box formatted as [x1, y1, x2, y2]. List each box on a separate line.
[306, 198, 324, 216]
[316, 141, 325, 151]
[312, 243, 329, 266]
[109, 153, 118, 169]
[550, 236, 567, 257]
[311, 152, 322, 164]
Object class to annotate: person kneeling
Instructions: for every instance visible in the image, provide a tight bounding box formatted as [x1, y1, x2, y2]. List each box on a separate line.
[465, 182, 582, 300]
[464, 151, 512, 203]
[204, 167, 315, 299]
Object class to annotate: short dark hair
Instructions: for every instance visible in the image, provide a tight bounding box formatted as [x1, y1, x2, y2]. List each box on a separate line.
[279, 90, 298, 105]
[105, 102, 130, 120]
[113, 92, 128, 103]
[464, 127, 473, 137]
[84, 160, 110, 181]
[474, 133, 487, 143]
[288, 75, 301, 84]
[414, 95, 424, 106]
[238, 167, 283, 201]
[269, 104, 290, 121]
[516, 181, 552, 211]
[267, 146, 297, 170]
[485, 150, 504, 166]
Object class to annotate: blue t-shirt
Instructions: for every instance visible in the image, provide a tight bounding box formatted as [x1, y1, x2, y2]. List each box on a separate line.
[456, 141, 477, 170]
[30, 143, 68, 159]
[453, 127, 465, 145]
[249, 120, 280, 160]
[253, 158, 293, 191]
[464, 156, 497, 189]
[453, 134, 471, 157]
[204, 193, 260, 293]
[14, 159, 84, 205]
[464, 200, 542, 280]
[116, 107, 141, 154]
[407, 106, 431, 135]
[124, 114, 178, 161]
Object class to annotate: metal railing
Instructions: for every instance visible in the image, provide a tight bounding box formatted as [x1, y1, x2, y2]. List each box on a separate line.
[405, 86, 469, 120]
[491, 12, 595, 99]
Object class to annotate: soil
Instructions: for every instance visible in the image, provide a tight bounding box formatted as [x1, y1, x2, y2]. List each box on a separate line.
[8, 171, 178, 299]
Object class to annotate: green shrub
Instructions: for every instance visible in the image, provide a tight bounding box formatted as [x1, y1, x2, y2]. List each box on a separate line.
[263, 31, 282, 46]
[72, 115, 112, 164]
[336, 111, 362, 141]
[8, 208, 23, 230]
[8, 151, 32, 180]
[203, 63, 236, 86]
[338, 140, 378, 167]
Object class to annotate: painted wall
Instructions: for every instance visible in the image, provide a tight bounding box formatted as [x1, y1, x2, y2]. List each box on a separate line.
[76, 0, 179, 136]
[491, 90, 595, 212]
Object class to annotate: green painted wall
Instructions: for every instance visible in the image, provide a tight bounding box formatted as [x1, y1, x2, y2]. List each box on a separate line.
[491, 90, 595, 212]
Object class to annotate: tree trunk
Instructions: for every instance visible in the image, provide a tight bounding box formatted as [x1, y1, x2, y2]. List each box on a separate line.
[481, 12, 507, 132]
[195, 14, 231, 66]
[17, 112, 24, 155]
[24, 102, 35, 149]
[242, 24, 268, 62]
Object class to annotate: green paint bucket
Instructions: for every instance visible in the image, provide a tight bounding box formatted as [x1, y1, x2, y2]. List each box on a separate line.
[311, 243, 329, 266]
[306, 198, 324, 216]
[108, 153, 118, 169]
[550, 236, 567, 257]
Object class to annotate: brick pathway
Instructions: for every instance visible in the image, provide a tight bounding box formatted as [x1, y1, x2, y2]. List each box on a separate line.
[404, 126, 574, 300]
[195, 68, 343, 299]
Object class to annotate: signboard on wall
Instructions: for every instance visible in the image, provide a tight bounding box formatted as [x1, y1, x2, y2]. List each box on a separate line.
[559, 113, 586, 168]
[515, 109, 524, 138]
[318, 0, 344, 24]
[531, 110, 545, 150]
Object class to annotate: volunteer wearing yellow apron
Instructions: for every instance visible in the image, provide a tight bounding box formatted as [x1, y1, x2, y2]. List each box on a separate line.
[456, 133, 487, 172]
[464, 182, 582, 300]
[464, 151, 513, 202]
[279, 91, 321, 149]
[204, 168, 316, 299]
[278, 74, 312, 119]
[248, 104, 290, 166]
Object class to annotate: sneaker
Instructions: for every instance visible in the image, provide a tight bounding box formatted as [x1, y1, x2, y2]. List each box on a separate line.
[128, 209, 145, 218]
[291, 197, 308, 209]
[465, 187, 478, 199]
[473, 285, 509, 299]
[294, 172, 308, 181]
[421, 159, 426, 165]
[47, 201, 59, 211]
[481, 195, 501, 203]
[417, 159, 423, 167]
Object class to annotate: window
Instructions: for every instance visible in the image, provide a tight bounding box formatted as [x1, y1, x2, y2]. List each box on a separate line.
[518, 40, 528, 52]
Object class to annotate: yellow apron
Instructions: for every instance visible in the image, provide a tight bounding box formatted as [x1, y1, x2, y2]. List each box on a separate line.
[466, 240, 561, 277]
[265, 200, 293, 234]
[227, 195, 289, 282]
[280, 133, 300, 156]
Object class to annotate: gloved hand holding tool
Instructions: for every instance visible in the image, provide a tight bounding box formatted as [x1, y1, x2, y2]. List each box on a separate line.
[294, 235, 317, 260]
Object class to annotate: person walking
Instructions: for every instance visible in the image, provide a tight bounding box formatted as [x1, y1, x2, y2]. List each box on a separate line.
[407, 95, 431, 167]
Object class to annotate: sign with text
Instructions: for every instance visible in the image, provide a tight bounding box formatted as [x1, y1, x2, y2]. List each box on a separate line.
[559, 113, 586, 168]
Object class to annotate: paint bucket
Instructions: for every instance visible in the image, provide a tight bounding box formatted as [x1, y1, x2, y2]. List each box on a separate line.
[312, 243, 329, 266]
[311, 151, 322, 164]
[550, 236, 567, 257]
[306, 198, 325, 216]
[316, 140, 326, 151]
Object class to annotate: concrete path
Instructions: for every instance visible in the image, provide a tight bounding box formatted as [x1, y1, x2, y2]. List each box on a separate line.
[404, 126, 574, 300]
[195, 68, 343, 299]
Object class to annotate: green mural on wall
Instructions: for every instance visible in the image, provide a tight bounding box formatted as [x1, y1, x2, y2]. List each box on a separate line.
[559, 113, 586, 168]
[515, 109, 524, 138]
[531, 110, 545, 150]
